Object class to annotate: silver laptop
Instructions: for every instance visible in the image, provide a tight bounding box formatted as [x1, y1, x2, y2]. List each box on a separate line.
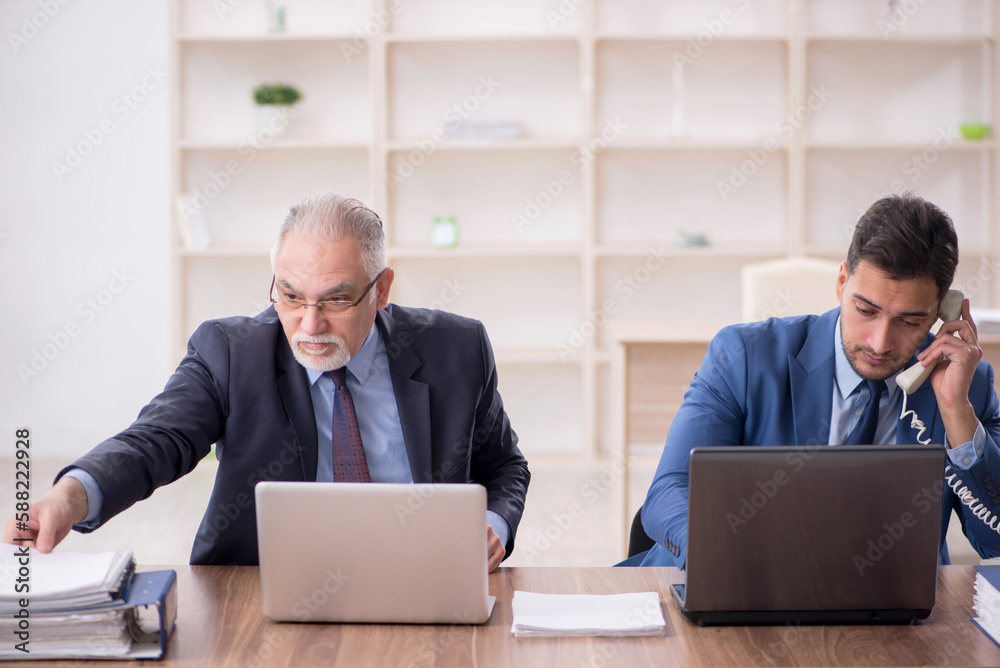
[255, 482, 495, 624]
[671, 444, 946, 625]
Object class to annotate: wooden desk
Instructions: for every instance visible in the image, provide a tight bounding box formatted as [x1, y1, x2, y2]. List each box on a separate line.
[14, 566, 1000, 667]
[611, 322, 1000, 554]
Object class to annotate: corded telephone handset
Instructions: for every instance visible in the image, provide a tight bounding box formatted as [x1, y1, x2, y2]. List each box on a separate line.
[892, 288, 1000, 536]
[895, 289, 965, 396]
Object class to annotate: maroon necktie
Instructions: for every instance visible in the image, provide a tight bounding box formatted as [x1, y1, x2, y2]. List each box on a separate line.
[329, 368, 371, 482]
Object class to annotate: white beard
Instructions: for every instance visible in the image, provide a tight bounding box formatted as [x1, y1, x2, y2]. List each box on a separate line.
[290, 332, 351, 372]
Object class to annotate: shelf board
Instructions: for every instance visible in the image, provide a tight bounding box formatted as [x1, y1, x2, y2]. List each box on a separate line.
[806, 139, 996, 151]
[385, 138, 579, 152]
[176, 33, 359, 43]
[595, 244, 786, 258]
[179, 139, 369, 150]
[595, 33, 788, 43]
[606, 138, 789, 151]
[180, 244, 272, 258]
[493, 347, 583, 364]
[806, 34, 993, 45]
[388, 245, 582, 259]
[385, 33, 579, 44]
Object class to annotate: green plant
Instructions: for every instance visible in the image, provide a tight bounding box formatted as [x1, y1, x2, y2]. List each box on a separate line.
[253, 82, 303, 106]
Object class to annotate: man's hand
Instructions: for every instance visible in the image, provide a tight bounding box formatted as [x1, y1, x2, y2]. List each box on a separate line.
[922, 298, 983, 447]
[2, 476, 89, 552]
[487, 525, 505, 573]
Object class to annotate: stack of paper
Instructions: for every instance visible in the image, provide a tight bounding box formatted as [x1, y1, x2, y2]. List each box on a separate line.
[511, 591, 666, 638]
[444, 119, 522, 141]
[0, 545, 176, 660]
[971, 308, 1000, 336]
[973, 565, 1000, 648]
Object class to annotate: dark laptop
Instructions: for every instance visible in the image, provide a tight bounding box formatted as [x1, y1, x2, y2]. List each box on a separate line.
[671, 444, 946, 626]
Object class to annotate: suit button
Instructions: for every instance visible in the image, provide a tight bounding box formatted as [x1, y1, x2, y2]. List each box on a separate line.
[987, 481, 995, 491]
[983, 473, 992, 483]
[990, 489, 998, 499]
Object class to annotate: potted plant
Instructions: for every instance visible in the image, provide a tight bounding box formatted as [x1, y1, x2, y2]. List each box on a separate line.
[253, 82, 302, 139]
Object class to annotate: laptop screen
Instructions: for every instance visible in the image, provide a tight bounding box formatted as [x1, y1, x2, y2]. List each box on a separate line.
[684, 444, 945, 617]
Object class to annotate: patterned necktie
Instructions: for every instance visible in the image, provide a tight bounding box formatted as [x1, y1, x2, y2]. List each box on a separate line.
[844, 379, 886, 445]
[328, 368, 371, 482]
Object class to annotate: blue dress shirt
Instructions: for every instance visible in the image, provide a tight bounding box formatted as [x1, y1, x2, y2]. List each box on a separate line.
[830, 316, 984, 467]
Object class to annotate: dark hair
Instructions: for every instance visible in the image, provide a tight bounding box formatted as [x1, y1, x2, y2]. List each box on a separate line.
[846, 193, 958, 300]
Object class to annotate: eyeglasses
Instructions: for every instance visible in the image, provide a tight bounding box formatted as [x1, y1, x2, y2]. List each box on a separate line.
[270, 268, 386, 315]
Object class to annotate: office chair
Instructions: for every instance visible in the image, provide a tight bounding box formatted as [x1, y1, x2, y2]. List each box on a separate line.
[741, 256, 841, 323]
[628, 505, 656, 558]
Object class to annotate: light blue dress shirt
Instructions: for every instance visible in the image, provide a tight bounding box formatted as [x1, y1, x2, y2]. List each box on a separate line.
[68, 322, 510, 549]
[830, 316, 984, 468]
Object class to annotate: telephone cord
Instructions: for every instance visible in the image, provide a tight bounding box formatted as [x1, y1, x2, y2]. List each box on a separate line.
[901, 393, 1000, 536]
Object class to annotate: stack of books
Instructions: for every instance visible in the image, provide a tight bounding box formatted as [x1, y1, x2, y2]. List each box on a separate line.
[973, 564, 1000, 647]
[0, 544, 176, 660]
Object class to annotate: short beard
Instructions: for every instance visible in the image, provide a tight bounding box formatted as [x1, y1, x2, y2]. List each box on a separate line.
[841, 341, 907, 382]
[290, 333, 351, 372]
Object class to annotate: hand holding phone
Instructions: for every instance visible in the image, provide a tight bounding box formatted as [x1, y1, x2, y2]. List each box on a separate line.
[896, 289, 965, 395]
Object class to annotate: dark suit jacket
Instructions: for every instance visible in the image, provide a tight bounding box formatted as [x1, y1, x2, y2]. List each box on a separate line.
[63, 304, 530, 565]
[635, 308, 1000, 568]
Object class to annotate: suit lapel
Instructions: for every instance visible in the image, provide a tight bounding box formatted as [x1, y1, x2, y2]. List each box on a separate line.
[376, 309, 433, 483]
[788, 310, 839, 445]
[274, 321, 317, 481]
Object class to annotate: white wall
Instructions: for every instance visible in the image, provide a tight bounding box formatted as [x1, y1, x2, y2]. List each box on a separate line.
[0, 0, 171, 459]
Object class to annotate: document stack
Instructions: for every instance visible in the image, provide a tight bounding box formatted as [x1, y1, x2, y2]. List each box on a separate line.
[511, 591, 666, 638]
[972, 564, 1000, 647]
[0, 544, 176, 660]
[443, 119, 522, 141]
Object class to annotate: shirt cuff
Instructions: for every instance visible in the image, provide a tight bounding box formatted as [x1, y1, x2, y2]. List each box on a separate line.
[486, 510, 510, 550]
[61, 469, 103, 529]
[945, 422, 986, 470]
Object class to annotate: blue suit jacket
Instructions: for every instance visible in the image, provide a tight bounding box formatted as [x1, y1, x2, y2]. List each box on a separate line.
[636, 308, 1000, 567]
[63, 304, 530, 565]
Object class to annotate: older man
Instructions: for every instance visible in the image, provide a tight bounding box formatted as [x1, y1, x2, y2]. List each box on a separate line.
[6, 193, 529, 571]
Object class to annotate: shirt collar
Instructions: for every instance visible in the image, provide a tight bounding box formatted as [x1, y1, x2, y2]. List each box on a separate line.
[833, 315, 899, 400]
[305, 321, 380, 387]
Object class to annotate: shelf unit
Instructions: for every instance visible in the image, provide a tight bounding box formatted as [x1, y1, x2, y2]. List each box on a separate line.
[169, 0, 1000, 460]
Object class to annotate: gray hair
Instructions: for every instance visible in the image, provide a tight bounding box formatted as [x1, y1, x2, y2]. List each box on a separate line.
[270, 192, 386, 280]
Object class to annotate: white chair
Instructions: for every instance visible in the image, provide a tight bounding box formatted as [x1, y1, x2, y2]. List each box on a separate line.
[741, 256, 842, 323]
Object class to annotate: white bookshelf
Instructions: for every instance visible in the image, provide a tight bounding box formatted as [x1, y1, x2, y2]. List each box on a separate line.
[169, 0, 1000, 459]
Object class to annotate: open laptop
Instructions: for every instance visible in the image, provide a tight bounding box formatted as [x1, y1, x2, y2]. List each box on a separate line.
[671, 444, 946, 626]
[255, 482, 495, 624]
